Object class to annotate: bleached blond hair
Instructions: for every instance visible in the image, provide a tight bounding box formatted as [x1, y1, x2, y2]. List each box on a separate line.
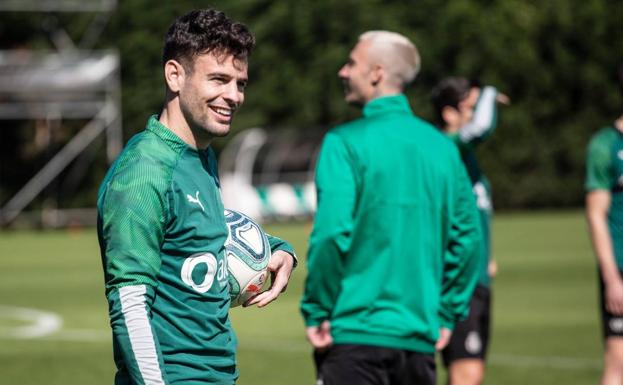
[359, 30, 421, 88]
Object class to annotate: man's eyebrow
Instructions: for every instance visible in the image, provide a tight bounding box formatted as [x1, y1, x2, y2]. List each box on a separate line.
[207, 71, 248, 81]
[207, 71, 231, 78]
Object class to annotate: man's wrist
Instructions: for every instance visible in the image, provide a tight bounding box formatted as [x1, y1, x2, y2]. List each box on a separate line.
[602, 271, 622, 286]
[285, 251, 298, 268]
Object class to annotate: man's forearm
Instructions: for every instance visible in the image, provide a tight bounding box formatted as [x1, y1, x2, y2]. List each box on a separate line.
[586, 191, 619, 282]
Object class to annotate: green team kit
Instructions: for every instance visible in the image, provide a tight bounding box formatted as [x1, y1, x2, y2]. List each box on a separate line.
[300, 94, 480, 354]
[97, 116, 294, 384]
[440, 86, 499, 364]
[449, 86, 499, 288]
[586, 126, 623, 269]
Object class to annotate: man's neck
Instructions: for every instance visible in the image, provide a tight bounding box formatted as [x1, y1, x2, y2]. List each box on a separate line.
[159, 101, 211, 150]
[365, 88, 402, 105]
[444, 124, 461, 135]
[373, 84, 402, 99]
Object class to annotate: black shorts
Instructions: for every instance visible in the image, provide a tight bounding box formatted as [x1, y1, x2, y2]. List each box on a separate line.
[314, 344, 436, 385]
[599, 272, 623, 338]
[441, 285, 491, 366]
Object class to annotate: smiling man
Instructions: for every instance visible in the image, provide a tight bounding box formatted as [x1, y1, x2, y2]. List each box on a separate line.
[300, 31, 481, 385]
[96, 9, 297, 385]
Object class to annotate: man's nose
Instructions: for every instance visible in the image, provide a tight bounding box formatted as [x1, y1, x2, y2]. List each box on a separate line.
[224, 82, 243, 105]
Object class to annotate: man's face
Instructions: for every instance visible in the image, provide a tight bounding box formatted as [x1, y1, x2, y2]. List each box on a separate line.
[457, 87, 480, 127]
[338, 40, 376, 107]
[178, 52, 248, 143]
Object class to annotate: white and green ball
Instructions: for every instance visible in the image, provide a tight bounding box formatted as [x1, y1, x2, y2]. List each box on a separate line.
[224, 209, 271, 307]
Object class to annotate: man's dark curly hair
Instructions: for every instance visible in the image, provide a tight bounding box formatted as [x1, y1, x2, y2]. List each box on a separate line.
[162, 9, 255, 72]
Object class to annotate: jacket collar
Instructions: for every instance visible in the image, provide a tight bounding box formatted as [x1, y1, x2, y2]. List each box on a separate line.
[362, 94, 412, 118]
[145, 115, 196, 154]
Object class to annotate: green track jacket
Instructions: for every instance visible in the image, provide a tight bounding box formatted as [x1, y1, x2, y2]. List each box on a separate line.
[300, 94, 481, 354]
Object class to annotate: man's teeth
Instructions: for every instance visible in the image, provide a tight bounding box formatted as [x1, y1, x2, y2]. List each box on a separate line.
[213, 107, 232, 116]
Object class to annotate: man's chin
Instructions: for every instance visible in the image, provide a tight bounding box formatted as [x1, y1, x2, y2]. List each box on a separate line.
[192, 123, 231, 144]
[344, 96, 364, 108]
[212, 127, 231, 137]
[208, 121, 232, 137]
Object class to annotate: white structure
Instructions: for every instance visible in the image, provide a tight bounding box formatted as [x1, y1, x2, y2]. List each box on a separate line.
[219, 128, 323, 222]
[0, 0, 121, 227]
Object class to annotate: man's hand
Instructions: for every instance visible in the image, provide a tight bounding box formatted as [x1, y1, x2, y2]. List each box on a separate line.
[306, 321, 333, 350]
[606, 278, 623, 315]
[244, 250, 294, 308]
[496, 93, 511, 105]
[488, 259, 498, 278]
[435, 327, 452, 351]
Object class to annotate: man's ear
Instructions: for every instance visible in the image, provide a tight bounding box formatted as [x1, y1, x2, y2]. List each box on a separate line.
[371, 64, 384, 86]
[164, 59, 185, 93]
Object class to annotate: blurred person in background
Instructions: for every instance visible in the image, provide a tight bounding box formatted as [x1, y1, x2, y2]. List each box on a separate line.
[300, 31, 481, 385]
[431, 77, 509, 385]
[96, 8, 297, 385]
[586, 107, 623, 385]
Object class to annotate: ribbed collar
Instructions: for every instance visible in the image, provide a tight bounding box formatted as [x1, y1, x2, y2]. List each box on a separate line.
[362, 94, 413, 118]
[145, 115, 195, 154]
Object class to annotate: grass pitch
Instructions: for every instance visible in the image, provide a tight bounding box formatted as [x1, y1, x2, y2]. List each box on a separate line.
[0, 211, 603, 384]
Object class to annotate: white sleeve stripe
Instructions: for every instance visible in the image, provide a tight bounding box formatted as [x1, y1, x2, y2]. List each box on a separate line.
[459, 86, 497, 143]
[119, 285, 166, 385]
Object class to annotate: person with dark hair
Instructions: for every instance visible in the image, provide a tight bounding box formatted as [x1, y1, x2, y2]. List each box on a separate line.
[586, 110, 623, 385]
[96, 9, 297, 384]
[300, 31, 481, 385]
[431, 77, 508, 385]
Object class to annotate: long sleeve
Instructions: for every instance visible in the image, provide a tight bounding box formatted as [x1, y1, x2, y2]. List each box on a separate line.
[458, 86, 499, 147]
[300, 132, 358, 327]
[267, 234, 298, 267]
[97, 153, 170, 385]
[438, 156, 482, 330]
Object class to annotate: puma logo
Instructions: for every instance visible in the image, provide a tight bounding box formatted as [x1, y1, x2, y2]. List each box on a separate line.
[186, 191, 205, 212]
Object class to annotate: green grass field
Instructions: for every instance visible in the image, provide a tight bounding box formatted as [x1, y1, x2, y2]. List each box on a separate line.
[0, 211, 603, 384]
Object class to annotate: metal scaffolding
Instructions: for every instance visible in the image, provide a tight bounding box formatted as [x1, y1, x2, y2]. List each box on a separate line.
[0, 0, 121, 227]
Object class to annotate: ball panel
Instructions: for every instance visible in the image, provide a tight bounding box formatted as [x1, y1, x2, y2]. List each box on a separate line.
[226, 243, 267, 271]
[235, 270, 269, 307]
[229, 221, 270, 261]
[224, 209, 271, 308]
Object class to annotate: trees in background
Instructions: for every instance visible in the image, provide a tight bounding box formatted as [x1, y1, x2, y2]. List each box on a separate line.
[2, 0, 622, 210]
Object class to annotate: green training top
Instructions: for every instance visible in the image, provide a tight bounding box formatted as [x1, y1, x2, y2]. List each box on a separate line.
[448, 86, 499, 288]
[300, 94, 481, 354]
[585, 126, 623, 269]
[97, 116, 295, 385]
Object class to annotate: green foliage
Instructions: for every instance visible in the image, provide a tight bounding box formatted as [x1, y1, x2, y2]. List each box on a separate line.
[105, 0, 623, 208]
[2, 0, 622, 208]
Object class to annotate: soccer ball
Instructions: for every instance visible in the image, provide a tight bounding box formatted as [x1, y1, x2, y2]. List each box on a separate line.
[224, 209, 271, 307]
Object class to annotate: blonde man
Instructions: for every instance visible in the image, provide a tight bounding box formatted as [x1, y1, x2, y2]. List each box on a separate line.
[300, 31, 480, 385]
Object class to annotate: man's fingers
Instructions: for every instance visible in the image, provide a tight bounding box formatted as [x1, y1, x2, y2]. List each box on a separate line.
[243, 290, 273, 307]
[496, 93, 511, 105]
[608, 301, 622, 315]
[306, 326, 333, 349]
[242, 251, 294, 308]
[258, 271, 289, 307]
[607, 295, 623, 315]
[245, 269, 288, 308]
